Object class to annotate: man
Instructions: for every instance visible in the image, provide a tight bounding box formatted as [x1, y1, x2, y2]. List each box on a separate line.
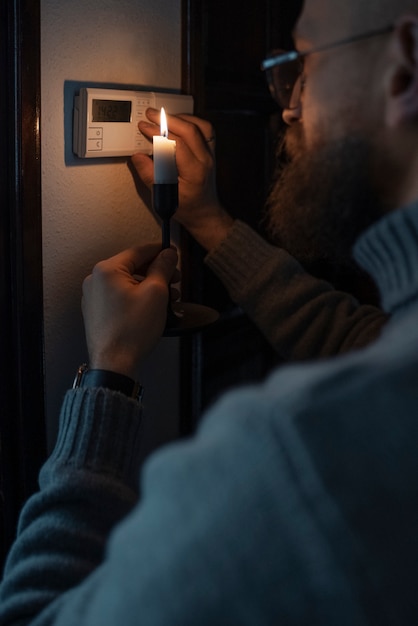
[131, 59, 388, 361]
[1, 0, 418, 623]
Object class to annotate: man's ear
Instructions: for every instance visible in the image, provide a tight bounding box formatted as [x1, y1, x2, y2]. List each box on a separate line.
[386, 16, 418, 127]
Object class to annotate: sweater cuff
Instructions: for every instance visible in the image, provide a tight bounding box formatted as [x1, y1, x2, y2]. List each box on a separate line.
[205, 220, 276, 300]
[44, 388, 143, 492]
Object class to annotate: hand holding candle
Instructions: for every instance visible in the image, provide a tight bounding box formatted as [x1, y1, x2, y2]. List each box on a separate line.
[145, 108, 219, 334]
[153, 108, 179, 248]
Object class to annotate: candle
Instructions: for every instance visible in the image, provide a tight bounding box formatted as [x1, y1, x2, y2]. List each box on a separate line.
[153, 107, 177, 184]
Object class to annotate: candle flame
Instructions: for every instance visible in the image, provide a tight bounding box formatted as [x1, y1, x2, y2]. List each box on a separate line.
[160, 107, 168, 138]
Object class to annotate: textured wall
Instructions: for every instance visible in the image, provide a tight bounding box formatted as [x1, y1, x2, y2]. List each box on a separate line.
[41, 0, 182, 453]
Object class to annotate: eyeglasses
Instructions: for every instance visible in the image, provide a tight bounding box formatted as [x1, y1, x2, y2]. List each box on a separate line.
[261, 25, 394, 110]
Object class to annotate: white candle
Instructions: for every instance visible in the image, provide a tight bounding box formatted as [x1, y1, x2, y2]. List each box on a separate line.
[153, 107, 177, 184]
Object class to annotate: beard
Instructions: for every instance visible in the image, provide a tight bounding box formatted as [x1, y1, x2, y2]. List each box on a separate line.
[263, 124, 385, 278]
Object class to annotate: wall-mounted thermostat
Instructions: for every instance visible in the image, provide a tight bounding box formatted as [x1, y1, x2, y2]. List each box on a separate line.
[73, 87, 194, 158]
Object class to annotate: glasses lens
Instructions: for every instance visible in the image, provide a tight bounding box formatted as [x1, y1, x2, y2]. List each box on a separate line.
[265, 52, 303, 109]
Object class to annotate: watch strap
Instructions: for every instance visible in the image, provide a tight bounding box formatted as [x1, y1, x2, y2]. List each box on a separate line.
[73, 364, 144, 402]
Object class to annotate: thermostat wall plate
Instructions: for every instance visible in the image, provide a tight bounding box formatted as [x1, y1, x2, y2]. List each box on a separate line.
[73, 87, 194, 158]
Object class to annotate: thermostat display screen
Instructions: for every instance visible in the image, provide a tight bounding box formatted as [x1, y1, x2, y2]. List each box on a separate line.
[92, 99, 132, 122]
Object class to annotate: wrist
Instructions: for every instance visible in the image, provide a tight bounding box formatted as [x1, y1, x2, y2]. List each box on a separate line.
[184, 210, 234, 251]
[88, 351, 140, 381]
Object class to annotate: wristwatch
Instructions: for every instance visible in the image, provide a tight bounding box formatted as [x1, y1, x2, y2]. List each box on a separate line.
[73, 363, 144, 402]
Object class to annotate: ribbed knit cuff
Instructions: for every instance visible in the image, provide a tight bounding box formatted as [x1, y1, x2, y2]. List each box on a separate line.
[44, 388, 143, 492]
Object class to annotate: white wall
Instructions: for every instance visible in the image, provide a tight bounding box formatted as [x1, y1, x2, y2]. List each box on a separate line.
[41, 0, 182, 454]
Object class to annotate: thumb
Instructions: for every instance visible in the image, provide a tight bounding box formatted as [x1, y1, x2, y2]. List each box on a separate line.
[131, 153, 154, 188]
[146, 247, 178, 284]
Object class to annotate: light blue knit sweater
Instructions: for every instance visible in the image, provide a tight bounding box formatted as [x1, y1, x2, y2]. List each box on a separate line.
[1, 204, 418, 625]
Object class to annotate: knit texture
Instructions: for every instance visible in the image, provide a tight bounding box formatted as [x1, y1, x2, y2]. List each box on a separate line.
[2, 204, 418, 624]
[206, 220, 387, 359]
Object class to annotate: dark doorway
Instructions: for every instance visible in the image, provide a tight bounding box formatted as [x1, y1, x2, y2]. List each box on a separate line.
[180, 0, 303, 429]
[0, 0, 46, 571]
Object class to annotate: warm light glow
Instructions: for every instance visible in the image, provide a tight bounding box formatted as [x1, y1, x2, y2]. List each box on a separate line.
[153, 107, 177, 184]
[160, 107, 168, 137]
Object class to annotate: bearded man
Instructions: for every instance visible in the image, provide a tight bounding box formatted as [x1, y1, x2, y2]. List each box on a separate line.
[132, 17, 392, 361]
[2, 0, 418, 623]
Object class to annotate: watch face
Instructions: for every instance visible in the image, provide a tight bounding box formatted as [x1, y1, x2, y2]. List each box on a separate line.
[92, 99, 132, 123]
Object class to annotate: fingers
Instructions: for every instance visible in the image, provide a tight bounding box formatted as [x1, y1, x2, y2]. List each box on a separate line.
[83, 245, 179, 300]
[98, 244, 177, 277]
[130, 152, 154, 189]
[136, 108, 215, 160]
[145, 247, 179, 286]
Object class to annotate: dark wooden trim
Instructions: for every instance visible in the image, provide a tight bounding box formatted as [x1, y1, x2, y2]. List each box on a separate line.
[0, 0, 46, 570]
[179, 0, 202, 433]
[179, 0, 304, 437]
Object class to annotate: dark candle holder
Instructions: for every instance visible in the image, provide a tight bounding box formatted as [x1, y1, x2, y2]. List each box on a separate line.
[153, 183, 219, 336]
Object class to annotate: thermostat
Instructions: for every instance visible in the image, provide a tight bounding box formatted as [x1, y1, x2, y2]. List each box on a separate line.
[73, 87, 194, 158]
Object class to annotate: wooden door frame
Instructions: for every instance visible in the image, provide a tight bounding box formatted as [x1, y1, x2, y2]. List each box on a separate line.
[0, 0, 46, 569]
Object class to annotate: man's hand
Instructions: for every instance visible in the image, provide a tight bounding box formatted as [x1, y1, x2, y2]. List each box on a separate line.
[131, 109, 234, 251]
[82, 244, 179, 380]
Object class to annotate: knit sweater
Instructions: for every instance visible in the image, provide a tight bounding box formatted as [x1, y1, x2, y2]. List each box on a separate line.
[206, 220, 388, 358]
[1, 203, 418, 624]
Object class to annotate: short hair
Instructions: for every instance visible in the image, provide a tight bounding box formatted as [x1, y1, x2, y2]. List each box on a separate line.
[349, 0, 418, 30]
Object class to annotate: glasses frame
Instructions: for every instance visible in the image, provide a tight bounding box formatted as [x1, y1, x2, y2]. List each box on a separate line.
[261, 24, 394, 109]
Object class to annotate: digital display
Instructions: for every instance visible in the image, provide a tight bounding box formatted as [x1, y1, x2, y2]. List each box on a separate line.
[92, 99, 132, 122]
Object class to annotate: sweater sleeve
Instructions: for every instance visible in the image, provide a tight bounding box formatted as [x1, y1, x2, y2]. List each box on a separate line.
[0, 387, 143, 624]
[0, 380, 367, 626]
[205, 220, 388, 360]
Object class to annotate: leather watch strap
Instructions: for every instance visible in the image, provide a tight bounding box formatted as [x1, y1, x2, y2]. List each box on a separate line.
[73, 363, 143, 402]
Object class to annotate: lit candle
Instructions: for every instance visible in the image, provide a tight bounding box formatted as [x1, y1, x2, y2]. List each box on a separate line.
[153, 107, 177, 184]
[152, 107, 179, 249]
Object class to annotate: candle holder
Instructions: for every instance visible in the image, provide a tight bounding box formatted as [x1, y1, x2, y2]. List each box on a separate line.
[153, 183, 219, 336]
